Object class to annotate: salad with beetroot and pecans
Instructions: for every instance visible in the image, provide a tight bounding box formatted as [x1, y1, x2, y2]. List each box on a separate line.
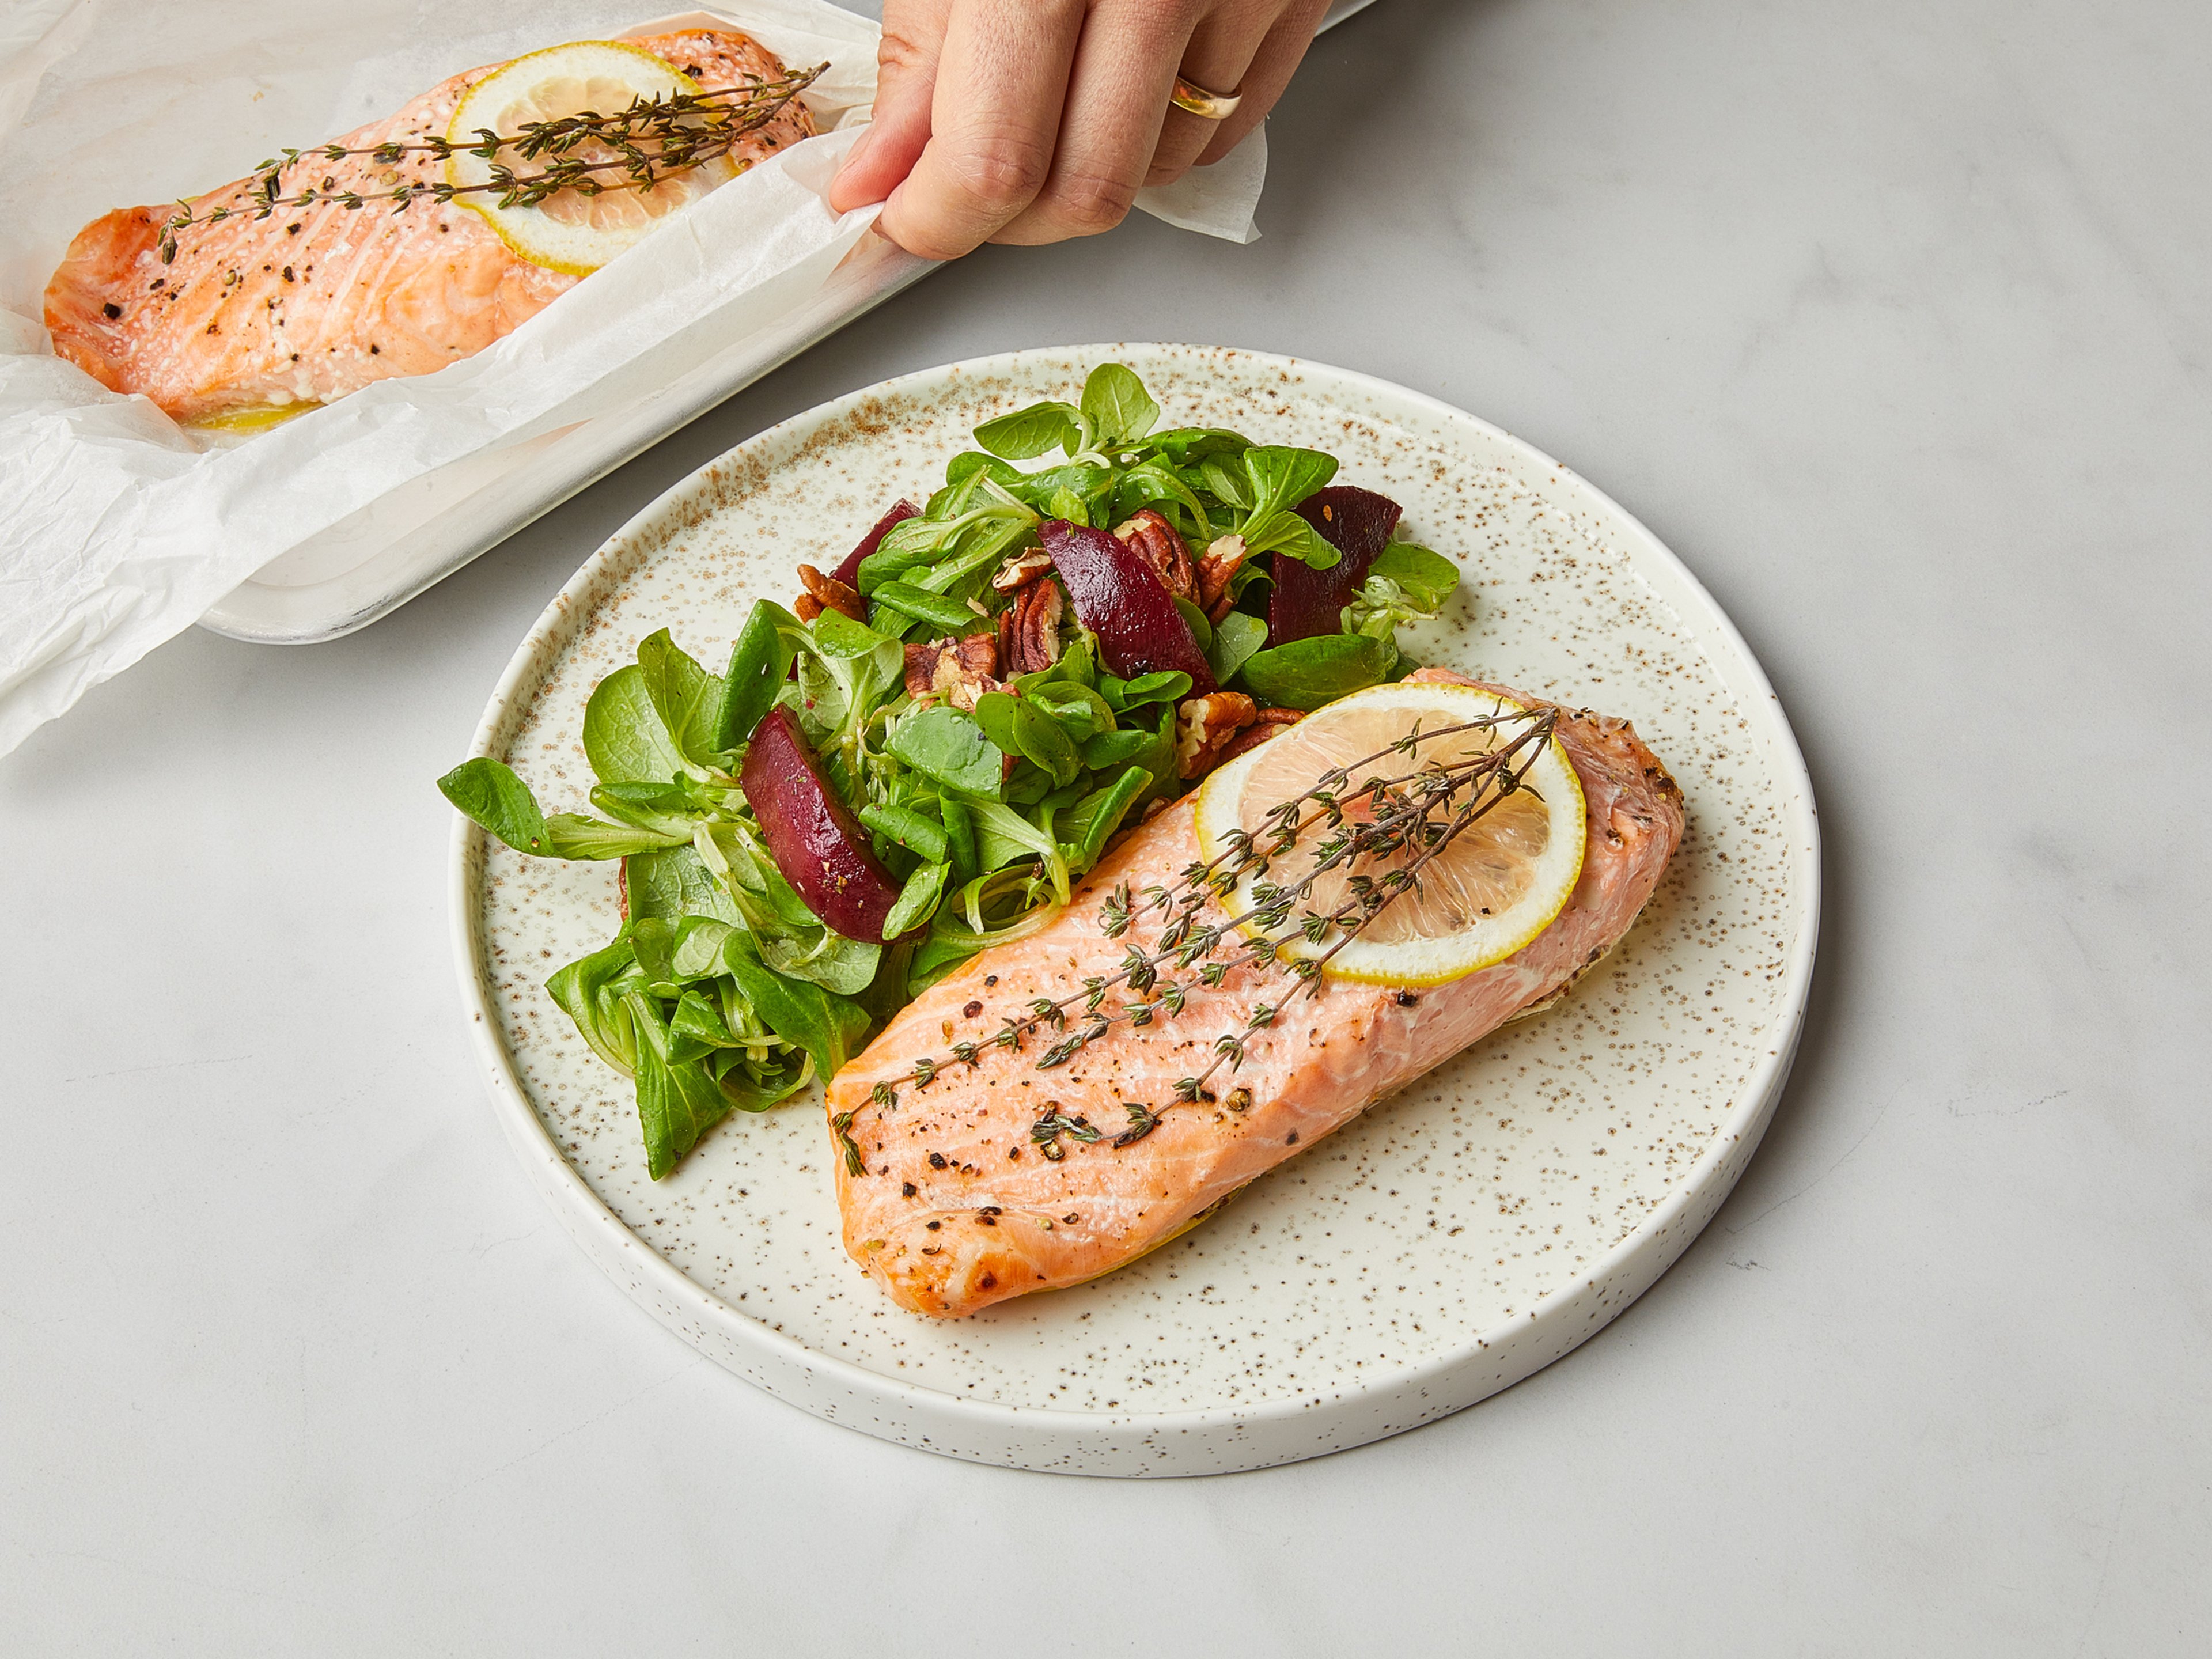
[440, 365, 1460, 1177]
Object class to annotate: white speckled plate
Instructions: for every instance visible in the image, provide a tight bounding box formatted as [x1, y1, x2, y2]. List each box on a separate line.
[450, 344, 1819, 1476]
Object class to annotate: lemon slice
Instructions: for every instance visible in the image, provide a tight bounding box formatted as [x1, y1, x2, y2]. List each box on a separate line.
[446, 40, 738, 276]
[187, 401, 320, 435]
[1193, 681, 1587, 986]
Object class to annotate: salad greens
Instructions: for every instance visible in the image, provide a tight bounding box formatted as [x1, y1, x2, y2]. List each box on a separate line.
[441, 363, 1461, 1179]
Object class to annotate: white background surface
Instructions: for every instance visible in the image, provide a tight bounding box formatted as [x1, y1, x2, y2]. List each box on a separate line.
[3, 0, 2206, 1651]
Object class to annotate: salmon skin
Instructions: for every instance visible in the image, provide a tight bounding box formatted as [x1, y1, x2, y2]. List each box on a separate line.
[827, 669, 1687, 1317]
[42, 30, 813, 426]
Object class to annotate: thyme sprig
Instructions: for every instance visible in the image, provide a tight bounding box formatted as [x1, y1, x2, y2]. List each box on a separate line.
[859, 706, 1560, 1138]
[156, 63, 825, 262]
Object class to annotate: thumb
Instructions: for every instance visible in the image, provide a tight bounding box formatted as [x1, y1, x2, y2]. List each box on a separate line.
[830, 0, 952, 212]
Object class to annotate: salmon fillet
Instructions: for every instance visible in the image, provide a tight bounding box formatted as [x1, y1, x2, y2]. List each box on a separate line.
[827, 668, 1687, 1317]
[42, 29, 814, 425]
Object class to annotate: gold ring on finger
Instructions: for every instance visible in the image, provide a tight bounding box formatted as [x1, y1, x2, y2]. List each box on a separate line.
[1170, 75, 1243, 121]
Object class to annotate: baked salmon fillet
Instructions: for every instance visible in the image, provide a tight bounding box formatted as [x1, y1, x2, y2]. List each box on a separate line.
[826, 669, 1686, 1317]
[43, 29, 813, 425]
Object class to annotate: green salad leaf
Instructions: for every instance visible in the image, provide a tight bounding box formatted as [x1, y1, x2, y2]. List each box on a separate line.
[626, 844, 741, 925]
[638, 630, 725, 764]
[1238, 633, 1391, 707]
[590, 779, 705, 839]
[1062, 764, 1150, 865]
[1099, 669, 1191, 713]
[974, 399, 1085, 461]
[1172, 594, 1214, 652]
[1343, 544, 1463, 676]
[719, 946, 870, 1083]
[860, 806, 944, 868]
[882, 861, 950, 940]
[1208, 609, 1270, 687]
[626, 990, 742, 1178]
[1234, 447, 1342, 569]
[871, 581, 981, 635]
[888, 706, 1005, 797]
[438, 757, 551, 854]
[1079, 362, 1160, 452]
[1370, 543, 1461, 610]
[714, 599, 801, 750]
[546, 930, 645, 1076]
[543, 815, 688, 859]
[584, 664, 690, 786]
[974, 690, 1081, 787]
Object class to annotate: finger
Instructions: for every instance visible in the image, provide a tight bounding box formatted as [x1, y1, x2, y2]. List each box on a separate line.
[1194, 0, 1331, 168]
[830, 0, 955, 212]
[1142, 0, 1278, 187]
[1145, 0, 1331, 187]
[877, 0, 1087, 261]
[993, 0, 1202, 244]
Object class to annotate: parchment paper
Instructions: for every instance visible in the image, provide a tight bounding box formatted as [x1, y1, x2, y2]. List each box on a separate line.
[0, 0, 1270, 756]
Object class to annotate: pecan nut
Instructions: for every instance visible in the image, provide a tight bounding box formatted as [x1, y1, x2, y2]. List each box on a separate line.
[1175, 691, 1259, 778]
[903, 632, 1001, 711]
[997, 579, 1065, 677]
[1221, 705, 1305, 762]
[794, 563, 865, 624]
[1196, 532, 1248, 614]
[990, 548, 1055, 592]
[901, 642, 935, 699]
[1113, 509, 1196, 602]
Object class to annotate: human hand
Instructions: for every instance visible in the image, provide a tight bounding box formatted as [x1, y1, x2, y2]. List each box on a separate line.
[828, 0, 1332, 259]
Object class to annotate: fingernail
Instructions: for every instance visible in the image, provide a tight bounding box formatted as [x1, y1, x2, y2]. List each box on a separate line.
[837, 124, 877, 177]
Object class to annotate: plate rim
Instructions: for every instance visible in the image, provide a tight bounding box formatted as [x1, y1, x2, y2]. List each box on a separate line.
[447, 342, 1822, 1466]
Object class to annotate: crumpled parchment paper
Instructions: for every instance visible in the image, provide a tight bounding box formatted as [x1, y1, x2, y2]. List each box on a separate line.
[0, 0, 1271, 756]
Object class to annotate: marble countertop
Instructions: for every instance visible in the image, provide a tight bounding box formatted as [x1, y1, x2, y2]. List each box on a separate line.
[4, 0, 2206, 1651]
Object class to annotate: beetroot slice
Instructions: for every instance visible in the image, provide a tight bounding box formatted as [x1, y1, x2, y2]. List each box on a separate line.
[1040, 520, 1217, 695]
[830, 499, 921, 590]
[1267, 486, 1404, 646]
[740, 707, 904, 943]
